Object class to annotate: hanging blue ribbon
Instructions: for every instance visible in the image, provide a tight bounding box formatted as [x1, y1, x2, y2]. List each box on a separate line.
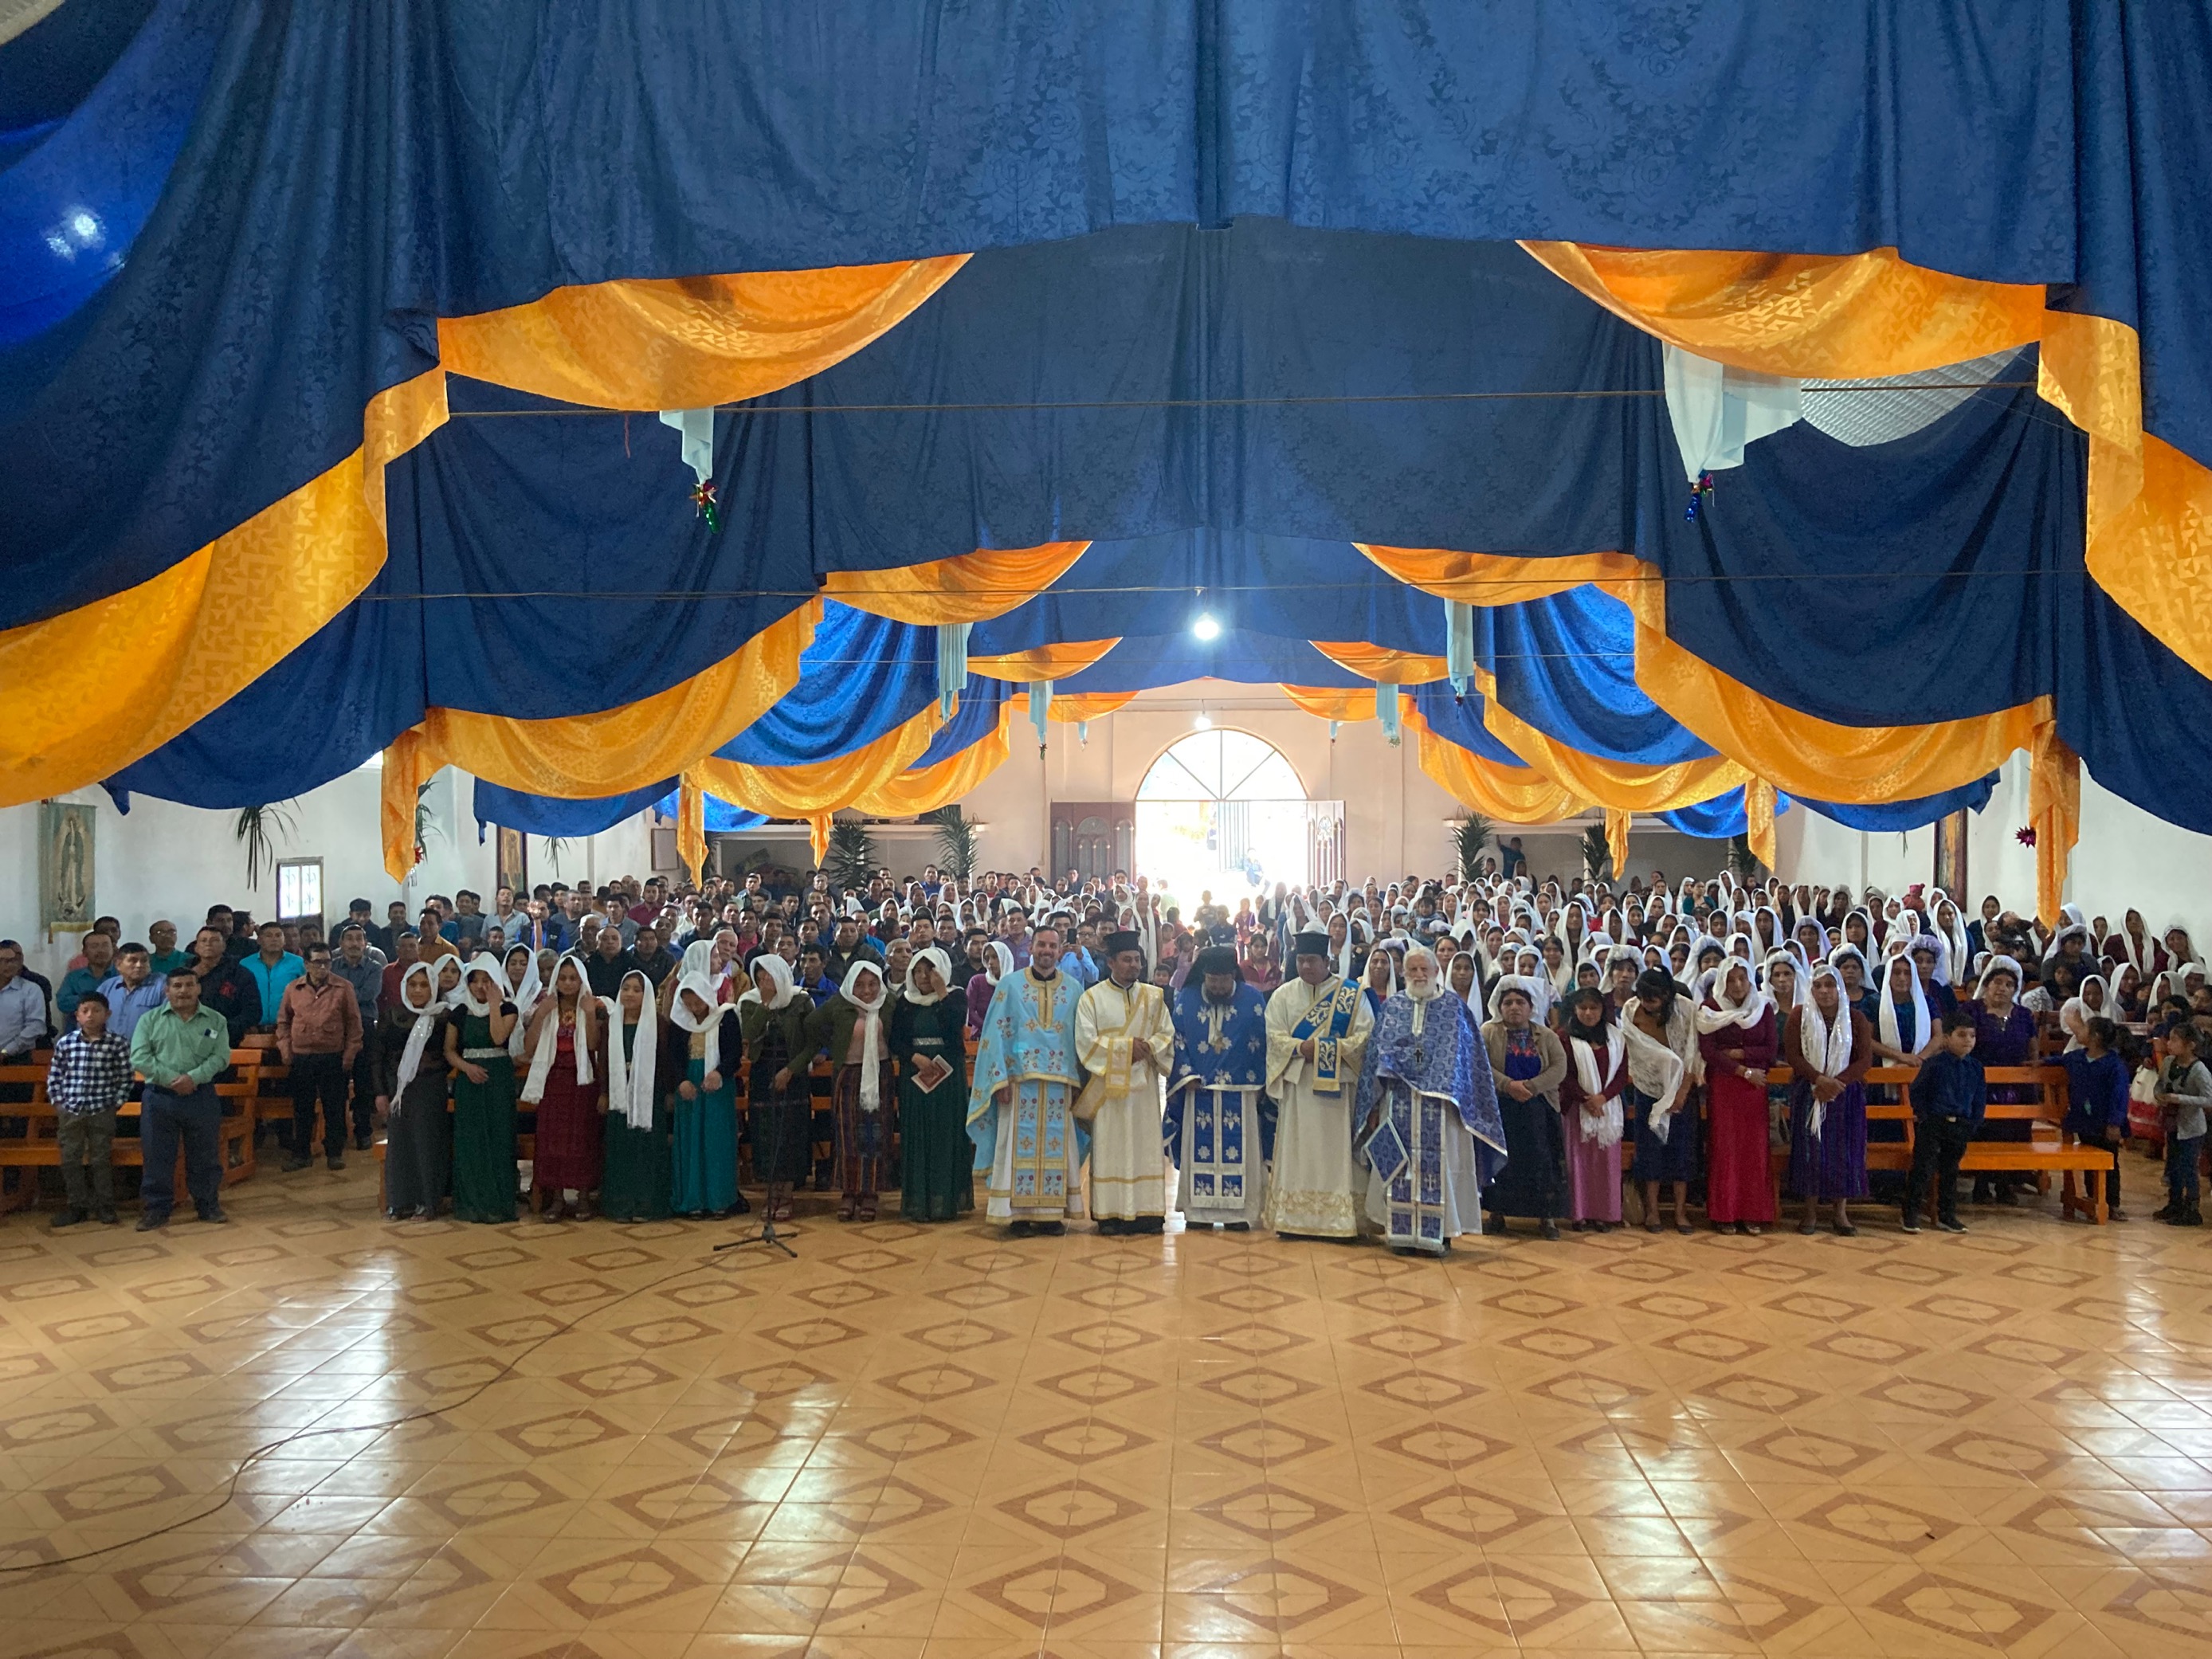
[936, 622, 971, 717]
[1445, 599, 1474, 696]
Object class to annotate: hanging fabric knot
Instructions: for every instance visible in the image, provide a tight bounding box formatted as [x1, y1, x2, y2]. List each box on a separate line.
[690, 478, 722, 533]
[1684, 470, 1716, 522]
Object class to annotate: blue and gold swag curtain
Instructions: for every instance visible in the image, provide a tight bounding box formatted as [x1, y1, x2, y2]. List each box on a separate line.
[8, 0, 2212, 921]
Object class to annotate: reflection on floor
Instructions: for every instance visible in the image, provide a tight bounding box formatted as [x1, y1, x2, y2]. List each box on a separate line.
[1, 1161, 2210, 1658]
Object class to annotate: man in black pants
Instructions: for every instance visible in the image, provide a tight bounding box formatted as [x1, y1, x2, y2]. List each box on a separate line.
[1901, 1010, 1984, 1234]
[275, 945, 363, 1171]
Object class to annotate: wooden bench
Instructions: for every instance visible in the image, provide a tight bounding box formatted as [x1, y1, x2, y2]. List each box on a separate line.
[1619, 1063, 2116, 1224]
[0, 1049, 263, 1214]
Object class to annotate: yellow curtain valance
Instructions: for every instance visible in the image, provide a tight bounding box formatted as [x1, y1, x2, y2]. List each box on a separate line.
[1030, 690, 1136, 723]
[1280, 685, 1377, 722]
[1467, 663, 1753, 812]
[1524, 241, 2212, 684]
[379, 602, 818, 878]
[691, 698, 944, 822]
[855, 704, 1016, 816]
[822, 541, 1092, 624]
[969, 638, 1120, 680]
[1406, 709, 1592, 823]
[0, 367, 449, 806]
[1310, 641, 1449, 684]
[9, 255, 965, 806]
[437, 257, 969, 410]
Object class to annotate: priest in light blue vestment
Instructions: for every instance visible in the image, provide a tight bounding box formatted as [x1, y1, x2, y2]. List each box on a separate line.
[967, 924, 1088, 1236]
[1356, 943, 1507, 1254]
[1164, 945, 1277, 1230]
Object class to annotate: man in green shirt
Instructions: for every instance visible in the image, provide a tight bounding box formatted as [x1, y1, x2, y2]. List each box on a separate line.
[146, 920, 192, 976]
[129, 967, 236, 1229]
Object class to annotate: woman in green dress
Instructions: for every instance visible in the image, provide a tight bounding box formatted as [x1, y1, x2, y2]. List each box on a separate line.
[442, 954, 520, 1223]
[740, 955, 816, 1223]
[890, 947, 973, 1222]
[668, 971, 743, 1217]
[598, 969, 672, 1222]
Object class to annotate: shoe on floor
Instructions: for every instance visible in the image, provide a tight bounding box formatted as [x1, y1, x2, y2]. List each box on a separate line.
[197, 1206, 229, 1224]
[1539, 1219, 1561, 1241]
[49, 1209, 84, 1230]
[1900, 1215, 1923, 1233]
[282, 1155, 312, 1172]
[353, 1132, 372, 1151]
[326, 1156, 346, 1171]
[1937, 1218, 1968, 1233]
[96, 1207, 118, 1225]
[135, 1212, 167, 1231]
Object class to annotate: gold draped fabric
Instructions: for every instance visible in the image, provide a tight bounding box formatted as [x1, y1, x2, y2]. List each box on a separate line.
[1604, 810, 1631, 883]
[1745, 779, 1779, 872]
[969, 639, 1120, 680]
[2028, 726, 2081, 929]
[13, 257, 963, 805]
[1406, 710, 1591, 823]
[1526, 241, 2212, 682]
[1039, 691, 1136, 723]
[822, 542, 1091, 623]
[0, 368, 449, 806]
[856, 705, 1016, 815]
[379, 602, 818, 878]
[1280, 686, 1377, 722]
[437, 257, 969, 410]
[691, 702, 945, 824]
[1521, 242, 2045, 378]
[1309, 641, 1449, 683]
[1468, 665, 1752, 811]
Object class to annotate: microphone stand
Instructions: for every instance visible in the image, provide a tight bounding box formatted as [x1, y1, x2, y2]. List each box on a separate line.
[717, 1032, 798, 1260]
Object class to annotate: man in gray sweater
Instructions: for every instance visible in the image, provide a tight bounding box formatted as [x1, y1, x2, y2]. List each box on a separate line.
[332, 923, 388, 1151]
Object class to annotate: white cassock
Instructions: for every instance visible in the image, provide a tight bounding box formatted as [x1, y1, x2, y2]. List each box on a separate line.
[1261, 975, 1374, 1237]
[1075, 976, 1176, 1221]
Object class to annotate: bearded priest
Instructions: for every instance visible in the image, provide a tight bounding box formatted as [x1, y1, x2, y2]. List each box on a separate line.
[1076, 930, 1176, 1234]
[1263, 929, 1375, 1238]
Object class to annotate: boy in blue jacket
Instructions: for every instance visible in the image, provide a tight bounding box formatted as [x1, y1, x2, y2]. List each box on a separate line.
[1902, 1010, 1983, 1234]
[2061, 1017, 2131, 1222]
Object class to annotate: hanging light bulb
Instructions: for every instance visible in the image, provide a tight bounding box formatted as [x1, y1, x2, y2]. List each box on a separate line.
[1193, 709, 1213, 731]
[1191, 612, 1222, 641]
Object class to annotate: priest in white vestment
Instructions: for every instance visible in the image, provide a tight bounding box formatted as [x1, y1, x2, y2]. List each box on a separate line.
[1075, 930, 1176, 1234]
[1263, 929, 1375, 1237]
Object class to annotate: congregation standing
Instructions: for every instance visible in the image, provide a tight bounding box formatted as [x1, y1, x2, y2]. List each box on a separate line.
[7, 854, 2207, 1243]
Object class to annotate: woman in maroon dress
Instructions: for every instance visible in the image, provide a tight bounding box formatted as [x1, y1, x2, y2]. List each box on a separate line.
[521, 955, 606, 1219]
[1699, 961, 1778, 1233]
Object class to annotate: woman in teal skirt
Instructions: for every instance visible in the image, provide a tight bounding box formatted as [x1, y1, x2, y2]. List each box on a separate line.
[668, 971, 742, 1217]
[598, 969, 673, 1222]
[442, 954, 520, 1223]
[889, 947, 973, 1222]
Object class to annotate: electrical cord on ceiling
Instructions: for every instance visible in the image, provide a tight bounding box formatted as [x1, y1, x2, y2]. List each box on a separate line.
[0, 1231, 776, 1575]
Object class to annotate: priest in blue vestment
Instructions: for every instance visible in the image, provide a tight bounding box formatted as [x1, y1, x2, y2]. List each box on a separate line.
[968, 923, 1088, 1236]
[1164, 945, 1277, 1230]
[1355, 942, 1507, 1254]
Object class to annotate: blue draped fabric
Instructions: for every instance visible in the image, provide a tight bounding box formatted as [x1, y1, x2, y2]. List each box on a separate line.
[1409, 683, 1558, 771]
[14, 2, 2212, 634]
[712, 602, 936, 769]
[916, 675, 1013, 770]
[1657, 779, 1996, 839]
[471, 779, 673, 841]
[1057, 631, 1371, 696]
[0, 0, 202, 342]
[1479, 592, 1716, 767]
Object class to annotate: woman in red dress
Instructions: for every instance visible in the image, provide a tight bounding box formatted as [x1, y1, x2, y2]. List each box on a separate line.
[1698, 960, 1778, 1233]
[521, 955, 606, 1219]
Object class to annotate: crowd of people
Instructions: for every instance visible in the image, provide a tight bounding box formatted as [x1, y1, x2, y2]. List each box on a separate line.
[3, 858, 2206, 1241]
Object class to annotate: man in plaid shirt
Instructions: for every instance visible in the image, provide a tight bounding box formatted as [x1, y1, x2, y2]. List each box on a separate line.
[46, 993, 132, 1226]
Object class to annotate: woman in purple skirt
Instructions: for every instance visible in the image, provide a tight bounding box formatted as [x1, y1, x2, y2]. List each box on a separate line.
[1784, 964, 1873, 1236]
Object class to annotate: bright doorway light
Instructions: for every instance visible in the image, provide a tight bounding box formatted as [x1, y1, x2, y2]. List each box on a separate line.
[1192, 711, 1213, 730]
[1191, 612, 1222, 641]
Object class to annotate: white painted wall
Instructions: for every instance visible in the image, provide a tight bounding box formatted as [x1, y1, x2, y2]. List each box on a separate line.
[0, 767, 661, 983]
[1774, 753, 2212, 941]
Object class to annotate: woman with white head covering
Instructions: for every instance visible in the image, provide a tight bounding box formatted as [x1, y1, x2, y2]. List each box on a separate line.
[1784, 963, 1872, 1236]
[1869, 951, 1933, 1066]
[813, 959, 895, 1221]
[1557, 986, 1627, 1233]
[669, 970, 744, 1219]
[502, 943, 542, 1060]
[443, 954, 521, 1223]
[891, 947, 972, 1223]
[2058, 972, 2112, 1053]
[964, 939, 1014, 1040]
[520, 955, 603, 1221]
[1968, 954, 2039, 1206]
[375, 960, 453, 1220]
[598, 969, 671, 1222]
[1697, 959, 1778, 1234]
[740, 954, 814, 1222]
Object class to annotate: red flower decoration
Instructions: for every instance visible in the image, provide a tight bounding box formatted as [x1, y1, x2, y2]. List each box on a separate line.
[2015, 826, 2037, 848]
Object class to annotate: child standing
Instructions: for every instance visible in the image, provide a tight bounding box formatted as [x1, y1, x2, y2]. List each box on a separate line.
[45, 994, 133, 1226]
[2154, 1022, 2210, 1226]
[2061, 1017, 2132, 1222]
[1902, 1009, 1983, 1234]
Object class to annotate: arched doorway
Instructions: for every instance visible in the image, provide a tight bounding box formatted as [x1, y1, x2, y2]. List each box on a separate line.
[1135, 729, 1339, 911]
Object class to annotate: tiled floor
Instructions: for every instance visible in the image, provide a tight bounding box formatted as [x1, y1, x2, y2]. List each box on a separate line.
[2, 1161, 2210, 1659]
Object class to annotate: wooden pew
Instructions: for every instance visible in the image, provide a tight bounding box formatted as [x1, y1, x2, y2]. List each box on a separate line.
[0, 1049, 263, 1213]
